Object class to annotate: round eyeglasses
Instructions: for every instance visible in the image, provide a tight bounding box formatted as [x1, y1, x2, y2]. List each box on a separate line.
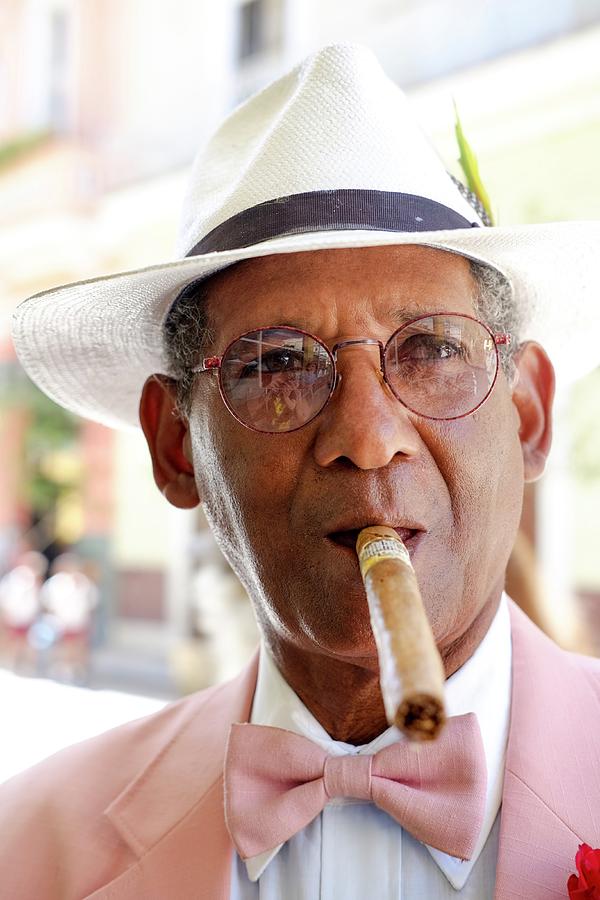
[192, 313, 511, 434]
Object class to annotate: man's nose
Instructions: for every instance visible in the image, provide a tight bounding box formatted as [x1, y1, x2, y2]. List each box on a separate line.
[312, 348, 420, 470]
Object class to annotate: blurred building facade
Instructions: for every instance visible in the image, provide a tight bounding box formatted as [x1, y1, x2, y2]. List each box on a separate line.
[1, 0, 600, 694]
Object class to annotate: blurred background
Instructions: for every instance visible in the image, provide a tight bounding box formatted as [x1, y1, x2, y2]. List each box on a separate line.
[2, 0, 600, 780]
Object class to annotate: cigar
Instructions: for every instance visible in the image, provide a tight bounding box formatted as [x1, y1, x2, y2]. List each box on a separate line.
[356, 526, 446, 742]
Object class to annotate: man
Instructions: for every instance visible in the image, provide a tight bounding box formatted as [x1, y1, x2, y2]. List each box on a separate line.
[3, 43, 600, 899]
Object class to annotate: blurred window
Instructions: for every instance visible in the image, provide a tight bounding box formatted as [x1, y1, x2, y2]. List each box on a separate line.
[49, 9, 69, 132]
[237, 0, 266, 61]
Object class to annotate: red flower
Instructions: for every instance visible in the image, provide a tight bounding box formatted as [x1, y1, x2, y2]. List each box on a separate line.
[568, 844, 600, 899]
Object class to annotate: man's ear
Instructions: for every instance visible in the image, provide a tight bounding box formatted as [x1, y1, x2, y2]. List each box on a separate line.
[139, 375, 200, 509]
[510, 341, 555, 482]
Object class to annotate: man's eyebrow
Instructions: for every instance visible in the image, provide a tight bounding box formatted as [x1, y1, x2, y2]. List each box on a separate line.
[388, 305, 435, 325]
[263, 319, 321, 334]
[272, 307, 431, 330]
[261, 305, 445, 335]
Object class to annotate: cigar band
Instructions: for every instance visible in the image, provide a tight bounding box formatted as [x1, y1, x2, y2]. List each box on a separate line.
[358, 538, 411, 578]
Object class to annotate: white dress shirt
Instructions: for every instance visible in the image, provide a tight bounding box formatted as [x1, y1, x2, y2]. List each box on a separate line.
[230, 595, 512, 899]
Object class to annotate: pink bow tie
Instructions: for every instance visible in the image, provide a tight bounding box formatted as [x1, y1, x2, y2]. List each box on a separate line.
[224, 714, 487, 862]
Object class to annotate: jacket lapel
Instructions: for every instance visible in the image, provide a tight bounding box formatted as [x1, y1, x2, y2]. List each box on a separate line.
[495, 602, 600, 899]
[87, 652, 259, 900]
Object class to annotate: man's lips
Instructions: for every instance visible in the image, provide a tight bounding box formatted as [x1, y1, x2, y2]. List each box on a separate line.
[327, 526, 421, 550]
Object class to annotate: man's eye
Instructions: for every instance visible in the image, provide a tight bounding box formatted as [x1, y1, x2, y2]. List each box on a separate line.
[398, 334, 465, 361]
[264, 348, 305, 371]
[240, 349, 304, 377]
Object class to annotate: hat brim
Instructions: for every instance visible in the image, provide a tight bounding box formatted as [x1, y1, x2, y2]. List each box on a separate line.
[12, 221, 600, 429]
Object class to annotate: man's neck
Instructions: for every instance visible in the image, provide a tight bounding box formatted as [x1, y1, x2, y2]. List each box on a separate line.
[265, 595, 501, 744]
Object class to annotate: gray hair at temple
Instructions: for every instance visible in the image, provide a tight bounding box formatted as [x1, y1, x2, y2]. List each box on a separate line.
[163, 257, 521, 421]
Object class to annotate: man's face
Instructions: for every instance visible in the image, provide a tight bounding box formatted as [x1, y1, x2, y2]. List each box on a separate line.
[182, 246, 526, 672]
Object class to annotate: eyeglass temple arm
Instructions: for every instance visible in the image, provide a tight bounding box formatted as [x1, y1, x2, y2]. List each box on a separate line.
[192, 356, 221, 374]
[495, 334, 511, 346]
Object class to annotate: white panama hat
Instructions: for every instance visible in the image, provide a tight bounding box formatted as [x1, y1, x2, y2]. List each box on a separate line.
[12, 42, 600, 430]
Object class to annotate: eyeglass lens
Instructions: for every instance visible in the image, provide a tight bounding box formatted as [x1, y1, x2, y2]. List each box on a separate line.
[220, 328, 335, 432]
[219, 317, 498, 433]
[384, 316, 497, 419]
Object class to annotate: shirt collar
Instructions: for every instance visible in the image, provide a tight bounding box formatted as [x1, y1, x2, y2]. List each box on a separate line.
[245, 594, 512, 887]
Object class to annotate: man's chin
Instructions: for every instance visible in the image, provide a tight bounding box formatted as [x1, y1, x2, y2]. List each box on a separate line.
[308, 630, 381, 670]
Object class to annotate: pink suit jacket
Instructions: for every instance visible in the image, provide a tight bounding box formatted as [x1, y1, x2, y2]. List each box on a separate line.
[1, 601, 599, 900]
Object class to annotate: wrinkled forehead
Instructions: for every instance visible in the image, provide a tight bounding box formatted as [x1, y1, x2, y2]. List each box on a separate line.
[200, 245, 479, 342]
